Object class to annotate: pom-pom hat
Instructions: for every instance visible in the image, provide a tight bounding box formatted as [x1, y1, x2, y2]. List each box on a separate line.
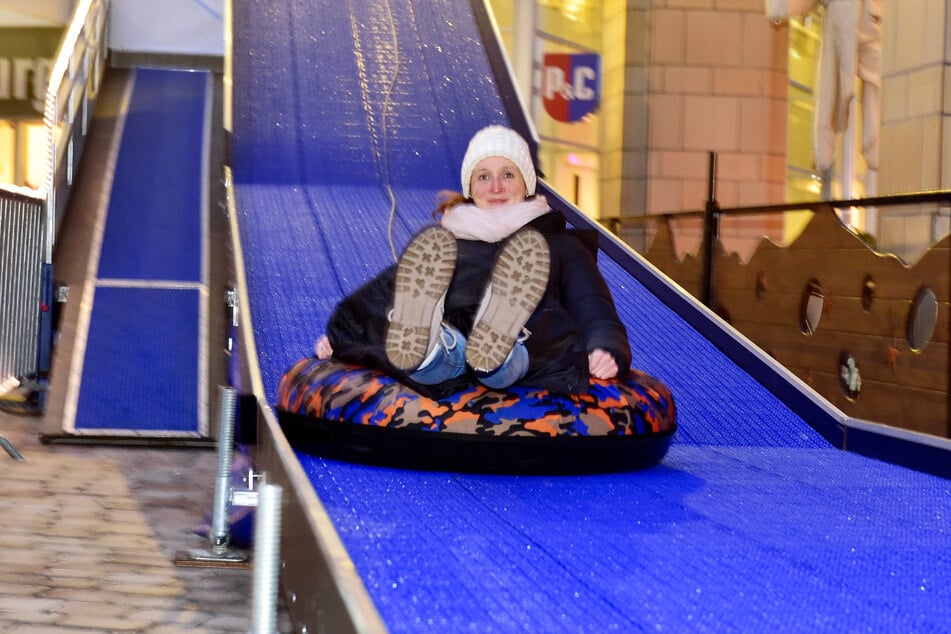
[460, 125, 536, 199]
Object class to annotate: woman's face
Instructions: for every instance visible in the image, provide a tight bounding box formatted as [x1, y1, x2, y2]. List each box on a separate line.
[469, 157, 527, 209]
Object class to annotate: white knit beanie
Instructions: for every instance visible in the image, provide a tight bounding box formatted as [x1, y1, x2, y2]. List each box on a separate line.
[460, 125, 536, 199]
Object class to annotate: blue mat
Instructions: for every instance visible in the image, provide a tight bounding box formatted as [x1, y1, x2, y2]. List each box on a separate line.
[230, 1, 951, 631]
[69, 68, 210, 436]
[74, 286, 201, 432]
[98, 68, 206, 282]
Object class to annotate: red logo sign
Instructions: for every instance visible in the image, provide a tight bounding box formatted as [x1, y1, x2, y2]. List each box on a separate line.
[542, 53, 600, 123]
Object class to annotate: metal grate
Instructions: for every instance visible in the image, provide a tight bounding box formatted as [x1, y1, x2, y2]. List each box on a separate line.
[0, 190, 44, 383]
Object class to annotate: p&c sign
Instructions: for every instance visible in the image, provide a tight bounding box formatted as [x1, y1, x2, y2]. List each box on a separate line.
[542, 52, 600, 124]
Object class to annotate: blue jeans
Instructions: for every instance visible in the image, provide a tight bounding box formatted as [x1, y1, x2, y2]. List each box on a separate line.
[409, 323, 529, 389]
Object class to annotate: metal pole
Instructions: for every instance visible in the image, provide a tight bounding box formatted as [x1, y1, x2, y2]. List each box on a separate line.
[176, 385, 250, 566]
[701, 151, 720, 308]
[211, 385, 237, 551]
[251, 484, 282, 634]
[0, 434, 24, 461]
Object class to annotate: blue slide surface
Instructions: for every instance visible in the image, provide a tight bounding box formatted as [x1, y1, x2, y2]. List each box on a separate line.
[230, 1, 950, 631]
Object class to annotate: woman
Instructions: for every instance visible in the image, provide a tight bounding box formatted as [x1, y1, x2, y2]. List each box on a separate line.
[317, 125, 630, 399]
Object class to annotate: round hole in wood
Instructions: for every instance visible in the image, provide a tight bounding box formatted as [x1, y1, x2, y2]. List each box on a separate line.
[861, 275, 875, 313]
[906, 286, 938, 352]
[799, 279, 824, 336]
[755, 270, 768, 303]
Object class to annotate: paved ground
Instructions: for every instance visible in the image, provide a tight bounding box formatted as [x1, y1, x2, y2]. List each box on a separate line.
[0, 409, 293, 633]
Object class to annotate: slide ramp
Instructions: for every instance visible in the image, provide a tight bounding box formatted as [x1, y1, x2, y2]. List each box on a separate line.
[63, 67, 212, 438]
[229, 1, 951, 631]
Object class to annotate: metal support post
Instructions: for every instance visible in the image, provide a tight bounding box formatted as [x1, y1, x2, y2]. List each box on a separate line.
[701, 151, 721, 308]
[176, 385, 258, 567]
[211, 385, 238, 551]
[250, 484, 283, 634]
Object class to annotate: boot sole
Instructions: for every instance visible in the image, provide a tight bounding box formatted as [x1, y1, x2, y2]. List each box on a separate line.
[466, 228, 550, 373]
[385, 227, 457, 371]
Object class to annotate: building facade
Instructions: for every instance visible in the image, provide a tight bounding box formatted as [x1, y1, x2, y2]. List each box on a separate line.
[488, 0, 949, 260]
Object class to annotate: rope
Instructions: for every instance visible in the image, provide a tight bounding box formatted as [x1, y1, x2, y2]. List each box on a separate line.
[349, 0, 403, 264]
[379, 0, 402, 263]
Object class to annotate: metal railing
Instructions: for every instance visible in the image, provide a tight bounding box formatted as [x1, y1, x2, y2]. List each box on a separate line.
[0, 0, 109, 399]
[601, 152, 951, 309]
[0, 186, 44, 385]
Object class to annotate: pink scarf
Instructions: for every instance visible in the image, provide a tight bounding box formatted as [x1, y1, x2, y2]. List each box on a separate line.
[440, 196, 550, 243]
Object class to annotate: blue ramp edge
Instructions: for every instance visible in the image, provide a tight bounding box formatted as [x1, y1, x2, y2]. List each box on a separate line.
[75, 286, 200, 432]
[98, 68, 208, 282]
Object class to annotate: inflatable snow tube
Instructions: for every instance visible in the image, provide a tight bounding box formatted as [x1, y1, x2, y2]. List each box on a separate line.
[276, 358, 677, 474]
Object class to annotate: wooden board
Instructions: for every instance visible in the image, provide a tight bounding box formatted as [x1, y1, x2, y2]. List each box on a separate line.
[645, 206, 950, 438]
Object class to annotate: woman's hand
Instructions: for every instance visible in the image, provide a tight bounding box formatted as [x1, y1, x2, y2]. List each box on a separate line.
[315, 335, 334, 359]
[588, 348, 619, 380]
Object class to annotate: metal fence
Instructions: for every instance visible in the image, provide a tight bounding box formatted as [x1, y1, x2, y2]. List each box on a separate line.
[0, 187, 44, 386]
[602, 153, 951, 308]
[0, 0, 108, 397]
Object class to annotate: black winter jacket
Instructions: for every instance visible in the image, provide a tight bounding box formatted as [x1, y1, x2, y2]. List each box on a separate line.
[326, 211, 631, 399]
